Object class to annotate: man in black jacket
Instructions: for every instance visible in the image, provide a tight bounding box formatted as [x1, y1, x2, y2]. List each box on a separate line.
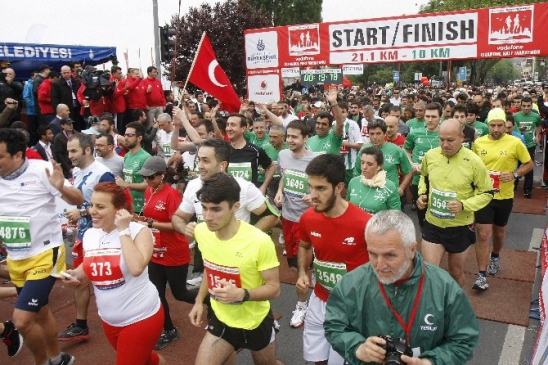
[51, 65, 82, 129]
[54, 118, 75, 178]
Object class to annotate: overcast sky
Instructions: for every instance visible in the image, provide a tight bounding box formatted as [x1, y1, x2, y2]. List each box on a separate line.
[1, 0, 429, 69]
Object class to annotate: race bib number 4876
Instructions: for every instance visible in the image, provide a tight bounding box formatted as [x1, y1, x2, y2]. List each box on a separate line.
[0, 216, 31, 251]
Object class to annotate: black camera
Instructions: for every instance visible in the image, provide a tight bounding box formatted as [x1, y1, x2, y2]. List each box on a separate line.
[379, 335, 413, 365]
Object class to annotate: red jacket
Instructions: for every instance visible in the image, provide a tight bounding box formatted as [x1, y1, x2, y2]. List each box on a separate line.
[108, 77, 127, 114]
[77, 84, 108, 117]
[37, 79, 54, 114]
[141, 77, 165, 107]
[125, 76, 147, 110]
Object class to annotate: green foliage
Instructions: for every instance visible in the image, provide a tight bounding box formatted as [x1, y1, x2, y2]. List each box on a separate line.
[486, 59, 520, 84]
[170, 0, 270, 92]
[244, 0, 322, 26]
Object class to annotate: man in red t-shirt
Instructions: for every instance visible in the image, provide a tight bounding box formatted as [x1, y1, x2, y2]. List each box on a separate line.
[141, 66, 166, 126]
[296, 154, 371, 365]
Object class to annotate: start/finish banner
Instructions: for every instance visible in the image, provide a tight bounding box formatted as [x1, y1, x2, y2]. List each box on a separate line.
[245, 2, 548, 69]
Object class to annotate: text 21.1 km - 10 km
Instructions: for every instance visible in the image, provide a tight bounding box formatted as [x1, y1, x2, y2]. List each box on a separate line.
[333, 45, 462, 64]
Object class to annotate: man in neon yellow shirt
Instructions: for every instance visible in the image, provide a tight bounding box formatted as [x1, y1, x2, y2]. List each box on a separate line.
[189, 173, 280, 364]
[472, 108, 533, 290]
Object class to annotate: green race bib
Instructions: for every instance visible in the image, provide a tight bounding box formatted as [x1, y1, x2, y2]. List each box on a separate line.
[0, 216, 31, 251]
[430, 188, 457, 219]
[313, 258, 346, 291]
[283, 169, 307, 199]
[228, 162, 252, 181]
[162, 143, 171, 155]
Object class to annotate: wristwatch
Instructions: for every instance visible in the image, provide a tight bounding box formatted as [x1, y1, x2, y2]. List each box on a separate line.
[118, 228, 131, 238]
[513, 171, 519, 179]
[242, 288, 250, 302]
[147, 219, 154, 228]
[79, 208, 88, 217]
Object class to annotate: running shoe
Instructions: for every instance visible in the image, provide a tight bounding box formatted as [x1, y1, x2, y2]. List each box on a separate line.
[290, 303, 307, 328]
[186, 273, 203, 287]
[49, 352, 75, 365]
[1, 320, 22, 357]
[154, 327, 179, 350]
[279, 231, 285, 245]
[189, 241, 196, 249]
[472, 274, 488, 291]
[487, 257, 500, 276]
[58, 323, 89, 341]
[282, 249, 287, 256]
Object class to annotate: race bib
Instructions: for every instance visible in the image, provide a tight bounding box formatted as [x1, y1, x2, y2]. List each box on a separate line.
[227, 162, 252, 181]
[83, 249, 126, 290]
[122, 168, 134, 184]
[204, 259, 242, 304]
[430, 188, 457, 219]
[340, 139, 349, 154]
[313, 258, 346, 292]
[162, 143, 171, 155]
[361, 125, 369, 137]
[488, 170, 501, 192]
[151, 228, 166, 259]
[0, 216, 31, 251]
[283, 169, 308, 199]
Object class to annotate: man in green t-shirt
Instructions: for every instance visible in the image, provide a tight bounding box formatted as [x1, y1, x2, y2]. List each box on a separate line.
[513, 96, 542, 198]
[306, 86, 344, 154]
[264, 125, 288, 202]
[405, 101, 426, 132]
[404, 103, 442, 227]
[466, 104, 489, 138]
[115, 121, 151, 213]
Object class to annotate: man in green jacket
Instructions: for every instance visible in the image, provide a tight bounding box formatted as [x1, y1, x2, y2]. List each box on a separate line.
[324, 210, 479, 365]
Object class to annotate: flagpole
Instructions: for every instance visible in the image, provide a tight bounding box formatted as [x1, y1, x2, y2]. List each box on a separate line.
[179, 31, 206, 105]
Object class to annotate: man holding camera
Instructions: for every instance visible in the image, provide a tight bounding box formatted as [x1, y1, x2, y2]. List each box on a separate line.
[324, 210, 479, 365]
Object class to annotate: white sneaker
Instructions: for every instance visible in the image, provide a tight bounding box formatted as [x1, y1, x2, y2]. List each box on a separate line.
[186, 273, 203, 286]
[189, 241, 196, 249]
[279, 231, 285, 245]
[290, 303, 307, 328]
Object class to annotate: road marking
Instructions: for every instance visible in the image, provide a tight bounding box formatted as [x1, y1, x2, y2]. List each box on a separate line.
[499, 325, 526, 365]
[529, 228, 545, 253]
[498, 228, 543, 364]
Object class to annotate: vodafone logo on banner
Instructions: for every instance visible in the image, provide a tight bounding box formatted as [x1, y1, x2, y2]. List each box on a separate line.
[248, 74, 281, 104]
[245, 31, 279, 69]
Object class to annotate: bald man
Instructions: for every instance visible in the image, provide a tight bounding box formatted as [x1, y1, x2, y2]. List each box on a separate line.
[417, 119, 493, 287]
[51, 65, 81, 125]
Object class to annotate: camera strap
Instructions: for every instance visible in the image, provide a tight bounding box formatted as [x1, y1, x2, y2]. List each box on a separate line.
[377, 265, 426, 345]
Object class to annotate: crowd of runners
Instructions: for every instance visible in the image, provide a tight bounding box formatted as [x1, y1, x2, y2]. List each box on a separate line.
[0, 62, 546, 364]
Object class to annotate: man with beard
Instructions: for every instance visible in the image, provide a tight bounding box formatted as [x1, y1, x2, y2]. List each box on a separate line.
[115, 121, 151, 214]
[324, 210, 479, 365]
[58, 133, 114, 342]
[95, 134, 124, 177]
[296, 154, 371, 365]
[275, 120, 317, 329]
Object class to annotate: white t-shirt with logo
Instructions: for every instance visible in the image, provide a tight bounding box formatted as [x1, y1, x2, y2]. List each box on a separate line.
[83, 222, 160, 326]
[179, 176, 264, 222]
[0, 160, 65, 260]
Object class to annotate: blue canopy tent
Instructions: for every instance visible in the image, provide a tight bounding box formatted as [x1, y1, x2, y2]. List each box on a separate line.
[0, 42, 117, 80]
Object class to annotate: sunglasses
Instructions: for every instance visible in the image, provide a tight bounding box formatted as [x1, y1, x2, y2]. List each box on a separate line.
[124, 133, 136, 137]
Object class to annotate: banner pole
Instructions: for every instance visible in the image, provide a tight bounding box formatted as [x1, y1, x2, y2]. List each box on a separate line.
[179, 31, 206, 105]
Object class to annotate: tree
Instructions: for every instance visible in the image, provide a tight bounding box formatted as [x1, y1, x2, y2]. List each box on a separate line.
[170, 0, 270, 93]
[419, 0, 546, 85]
[244, 0, 322, 26]
[486, 59, 520, 84]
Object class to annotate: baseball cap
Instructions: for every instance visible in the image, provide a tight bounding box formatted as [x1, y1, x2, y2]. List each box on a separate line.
[138, 156, 167, 176]
[313, 101, 325, 108]
[487, 108, 506, 123]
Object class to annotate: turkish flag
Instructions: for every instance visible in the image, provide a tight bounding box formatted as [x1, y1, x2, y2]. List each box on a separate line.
[188, 34, 241, 113]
